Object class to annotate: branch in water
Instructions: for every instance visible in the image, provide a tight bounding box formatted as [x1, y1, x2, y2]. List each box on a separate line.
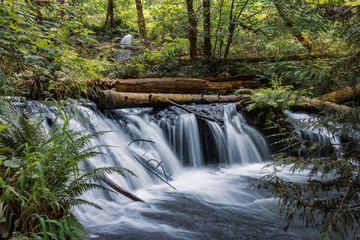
[133, 154, 176, 190]
[84, 159, 145, 202]
[128, 139, 156, 146]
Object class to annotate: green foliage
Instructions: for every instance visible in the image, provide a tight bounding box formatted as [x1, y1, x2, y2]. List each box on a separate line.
[257, 108, 360, 239]
[126, 37, 188, 78]
[0, 99, 131, 239]
[0, 0, 100, 99]
[0, 67, 16, 96]
[112, 64, 136, 79]
[244, 86, 306, 126]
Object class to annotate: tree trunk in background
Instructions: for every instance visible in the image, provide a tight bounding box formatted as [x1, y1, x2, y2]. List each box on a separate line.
[203, 0, 211, 58]
[273, 1, 314, 51]
[223, 0, 249, 59]
[103, 0, 113, 32]
[61, 0, 67, 18]
[109, 0, 115, 28]
[135, 0, 147, 40]
[213, 0, 225, 57]
[185, 0, 198, 59]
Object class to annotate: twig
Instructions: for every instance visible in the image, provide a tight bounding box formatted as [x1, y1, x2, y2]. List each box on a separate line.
[128, 139, 155, 146]
[167, 99, 224, 124]
[133, 154, 176, 190]
[147, 159, 171, 181]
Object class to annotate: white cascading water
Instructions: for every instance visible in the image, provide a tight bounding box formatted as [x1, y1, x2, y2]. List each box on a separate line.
[116, 34, 133, 60]
[22, 102, 322, 239]
[285, 110, 341, 153]
[119, 34, 133, 45]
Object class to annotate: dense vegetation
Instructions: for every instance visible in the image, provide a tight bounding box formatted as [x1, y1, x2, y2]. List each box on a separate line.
[1, 0, 359, 239]
[0, 0, 359, 99]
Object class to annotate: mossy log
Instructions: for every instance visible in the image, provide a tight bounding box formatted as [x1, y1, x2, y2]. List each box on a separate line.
[317, 85, 360, 104]
[114, 77, 264, 94]
[297, 96, 352, 112]
[96, 90, 249, 109]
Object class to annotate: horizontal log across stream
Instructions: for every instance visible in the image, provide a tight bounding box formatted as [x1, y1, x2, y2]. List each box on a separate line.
[114, 77, 265, 94]
[96, 90, 250, 109]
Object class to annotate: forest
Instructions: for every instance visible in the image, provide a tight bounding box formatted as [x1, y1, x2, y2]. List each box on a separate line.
[0, 0, 359, 239]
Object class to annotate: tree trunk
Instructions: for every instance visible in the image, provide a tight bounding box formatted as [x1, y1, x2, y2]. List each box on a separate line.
[223, 24, 236, 59]
[273, 1, 314, 51]
[114, 77, 264, 94]
[96, 91, 249, 109]
[61, 0, 67, 19]
[213, 0, 225, 57]
[135, 0, 147, 40]
[224, 0, 249, 59]
[109, 0, 115, 28]
[203, 0, 211, 58]
[185, 0, 198, 59]
[317, 85, 360, 104]
[103, 0, 113, 32]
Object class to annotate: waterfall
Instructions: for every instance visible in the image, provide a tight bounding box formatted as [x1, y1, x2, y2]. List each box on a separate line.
[17, 101, 321, 239]
[116, 34, 133, 60]
[119, 34, 133, 45]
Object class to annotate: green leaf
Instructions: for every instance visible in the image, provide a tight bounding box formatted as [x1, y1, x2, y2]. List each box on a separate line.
[3, 158, 21, 168]
[0, 124, 9, 132]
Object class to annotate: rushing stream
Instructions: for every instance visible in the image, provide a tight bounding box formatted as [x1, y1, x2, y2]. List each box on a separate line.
[23, 101, 320, 239]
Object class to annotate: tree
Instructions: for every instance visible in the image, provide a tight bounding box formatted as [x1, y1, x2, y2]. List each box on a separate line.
[223, 0, 249, 59]
[203, 0, 211, 57]
[257, 107, 360, 239]
[135, 0, 147, 40]
[185, 0, 197, 59]
[103, 0, 115, 32]
[213, 0, 225, 57]
[273, 0, 314, 51]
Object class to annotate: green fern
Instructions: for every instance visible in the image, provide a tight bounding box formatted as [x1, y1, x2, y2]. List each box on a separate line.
[0, 98, 131, 239]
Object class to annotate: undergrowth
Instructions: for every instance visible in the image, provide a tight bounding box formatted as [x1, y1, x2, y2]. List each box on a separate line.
[0, 99, 132, 239]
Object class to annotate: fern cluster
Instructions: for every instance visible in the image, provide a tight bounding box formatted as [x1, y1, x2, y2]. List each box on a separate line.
[0, 98, 128, 239]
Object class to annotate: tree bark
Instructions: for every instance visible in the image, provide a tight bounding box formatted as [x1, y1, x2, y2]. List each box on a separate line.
[96, 91, 250, 109]
[317, 85, 360, 104]
[185, 0, 198, 59]
[135, 0, 147, 40]
[273, 1, 314, 51]
[203, 0, 211, 58]
[114, 77, 264, 94]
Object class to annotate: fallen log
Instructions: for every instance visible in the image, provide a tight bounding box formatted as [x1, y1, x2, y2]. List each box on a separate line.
[84, 160, 145, 202]
[297, 96, 352, 113]
[114, 77, 264, 94]
[226, 52, 346, 63]
[96, 90, 250, 109]
[317, 85, 360, 104]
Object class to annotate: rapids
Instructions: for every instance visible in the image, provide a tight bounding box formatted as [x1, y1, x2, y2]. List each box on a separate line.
[22, 101, 319, 239]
